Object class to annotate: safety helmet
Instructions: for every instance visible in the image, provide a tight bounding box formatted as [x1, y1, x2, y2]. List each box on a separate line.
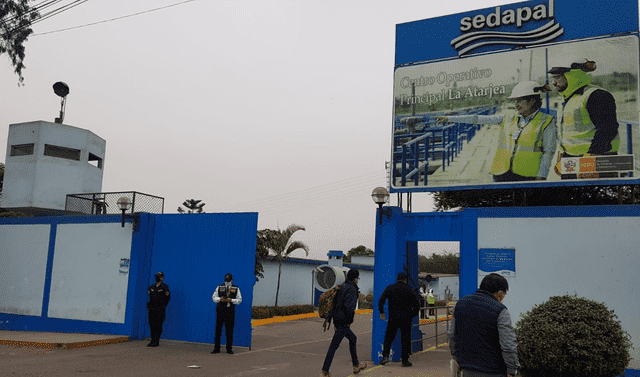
[548, 56, 596, 74]
[508, 81, 545, 99]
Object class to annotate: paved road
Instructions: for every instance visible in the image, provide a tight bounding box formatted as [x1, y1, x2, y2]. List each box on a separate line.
[1, 313, 453, 377]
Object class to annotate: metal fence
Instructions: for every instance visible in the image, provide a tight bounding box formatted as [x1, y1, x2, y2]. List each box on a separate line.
[413, 305, 453, 349]
[65, 191, 164, 215]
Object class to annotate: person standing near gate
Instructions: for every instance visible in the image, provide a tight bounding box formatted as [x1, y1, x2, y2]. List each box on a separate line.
[447, 273, 520, 377]
[147, 271, 171, 347]
[427, 289, 436, 317]
[378, 272, 421, 367]
[212, 273, 242, 354]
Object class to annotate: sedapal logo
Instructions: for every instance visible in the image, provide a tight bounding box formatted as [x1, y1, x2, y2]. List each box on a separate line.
[451, 0, 563, 56]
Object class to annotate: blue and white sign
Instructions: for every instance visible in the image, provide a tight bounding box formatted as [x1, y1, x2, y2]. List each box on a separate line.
[390, 0, 640, 193]
[479, 248, 515, 277]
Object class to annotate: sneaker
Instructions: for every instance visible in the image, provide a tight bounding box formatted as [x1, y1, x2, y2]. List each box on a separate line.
[379, 356, 389, 365]
[227, 350, 234, 354]
[353, 362, 367, 374]
[320, 371, 331, 377]
[211, 349, 220, 354]
[401, 361, 413, 367]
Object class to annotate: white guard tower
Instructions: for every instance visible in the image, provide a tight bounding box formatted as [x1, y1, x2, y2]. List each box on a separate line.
[2, 120, 106, 215]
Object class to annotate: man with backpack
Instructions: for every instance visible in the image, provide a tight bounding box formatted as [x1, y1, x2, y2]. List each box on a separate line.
[320, 269, 367, 377]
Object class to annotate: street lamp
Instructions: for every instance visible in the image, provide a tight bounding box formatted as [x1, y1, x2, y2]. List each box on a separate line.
[53, 81, 69, 124]
[371, 187, 391, 225]
[117, 196, 132, 227]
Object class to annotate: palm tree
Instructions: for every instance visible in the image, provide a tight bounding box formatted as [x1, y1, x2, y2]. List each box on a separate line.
[177, 199, 205, 213]
[260, 224, 309, 307]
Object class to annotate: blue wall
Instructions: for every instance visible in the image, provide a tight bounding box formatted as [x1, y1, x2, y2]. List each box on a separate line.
[0, 212, 258, 349]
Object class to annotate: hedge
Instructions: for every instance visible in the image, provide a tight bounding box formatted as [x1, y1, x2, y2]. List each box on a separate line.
[252, 305, 315, 319]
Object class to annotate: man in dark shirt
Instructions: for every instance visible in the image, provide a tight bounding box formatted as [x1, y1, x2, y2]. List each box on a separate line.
[147, 271, 171, 347]
[321, 269, 367, 377]
[447, 273, 519, 377]
[378, 272, 420, 367]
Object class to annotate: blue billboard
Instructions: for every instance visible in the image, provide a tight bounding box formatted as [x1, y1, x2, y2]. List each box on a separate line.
[390, 0, 640, 193]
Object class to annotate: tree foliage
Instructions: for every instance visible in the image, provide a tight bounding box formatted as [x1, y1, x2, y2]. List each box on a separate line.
[418, 252, 459, 274]
[177, 199, 205, 213]
[433, 185, 640, 211]
[344, 245, 374, 263]
[515, 295, 631, 377]
[1, 1, 40, 84]
[256, 225, 309, 307]
[0, 162, 4, 192]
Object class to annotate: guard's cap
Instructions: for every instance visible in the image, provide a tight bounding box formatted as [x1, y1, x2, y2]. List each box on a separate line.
[396, 272, 408, 281]
[154, 271, 164, 277]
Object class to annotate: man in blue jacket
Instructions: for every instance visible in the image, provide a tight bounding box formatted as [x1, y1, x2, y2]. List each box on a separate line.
[320, 269, 367, 377]
[447, 273, 520, 377]
[378, 272, 420, 367]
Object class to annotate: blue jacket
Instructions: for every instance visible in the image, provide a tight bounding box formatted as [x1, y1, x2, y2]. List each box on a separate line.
[450, 289, 510, 374]
[332, 280, 359, 326]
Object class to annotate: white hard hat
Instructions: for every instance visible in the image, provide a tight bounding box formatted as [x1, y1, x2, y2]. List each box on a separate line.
[508, 81, 544, 99]
[548, 56, 595, 74]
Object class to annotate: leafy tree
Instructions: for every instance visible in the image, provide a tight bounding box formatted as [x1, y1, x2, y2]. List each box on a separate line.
[516, 295, 631, 377]
[177, 199, 205, 213]
[1, 1, 40, 84]
[418, 252, 459, 274]
[344, 245, 374, 263]
[258, 224, 309, 307]
[433, 185, 640, 211]
[255, 228, 280, 282]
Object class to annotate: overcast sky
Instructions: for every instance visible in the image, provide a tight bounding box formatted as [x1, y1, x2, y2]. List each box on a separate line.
[1, 0, 516, 260]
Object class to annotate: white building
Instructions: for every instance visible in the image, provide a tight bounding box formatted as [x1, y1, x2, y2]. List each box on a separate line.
[2, 121, 105, 215]
[253, 251, 374, 307]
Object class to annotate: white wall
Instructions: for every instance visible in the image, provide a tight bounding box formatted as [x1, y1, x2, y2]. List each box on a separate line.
[478, 217, 640, 369]
[0, 225, 51, 316]
[48, 223, 132, 323]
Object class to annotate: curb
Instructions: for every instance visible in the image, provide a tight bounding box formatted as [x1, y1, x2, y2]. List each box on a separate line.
[252, 309, 374, 327]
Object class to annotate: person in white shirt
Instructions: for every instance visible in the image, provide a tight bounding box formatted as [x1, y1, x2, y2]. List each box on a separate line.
[211, 273, 242, 354]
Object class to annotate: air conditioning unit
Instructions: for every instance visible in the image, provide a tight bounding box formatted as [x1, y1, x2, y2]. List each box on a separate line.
[314, 264, 350, 292]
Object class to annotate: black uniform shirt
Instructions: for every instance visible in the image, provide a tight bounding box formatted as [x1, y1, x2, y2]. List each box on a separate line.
[148, 282, 171, 310]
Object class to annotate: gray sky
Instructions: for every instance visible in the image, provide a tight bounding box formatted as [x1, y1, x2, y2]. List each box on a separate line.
[1, 0, 512, 260]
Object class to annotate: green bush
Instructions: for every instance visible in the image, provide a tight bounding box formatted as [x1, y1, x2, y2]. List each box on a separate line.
[252, 305, 315, 319]
[358, 293, 374, 309]
[515, 295, 631, 377]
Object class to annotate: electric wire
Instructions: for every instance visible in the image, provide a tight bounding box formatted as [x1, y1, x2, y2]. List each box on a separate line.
[1, 0, 88, 38]
[31, 0, 196, 36]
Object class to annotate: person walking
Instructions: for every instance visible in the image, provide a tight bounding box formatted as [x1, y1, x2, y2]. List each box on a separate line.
[212, 273, 242, 354]
[320, 269, 367, 377]
[548, 56, 620, 179]
[437, 81, 556, 182]
[147, 271, 171, 347]
[447, 273, 520, 377]
[378, 272, 421, 367]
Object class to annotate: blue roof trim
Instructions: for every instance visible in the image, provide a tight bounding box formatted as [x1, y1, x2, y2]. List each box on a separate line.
[327, 250, 344, 256]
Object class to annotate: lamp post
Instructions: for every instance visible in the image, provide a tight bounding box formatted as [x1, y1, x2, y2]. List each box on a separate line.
[53, 81, 69, 124]
[117, 196, 132, 227]
[371, 187, 390, 225]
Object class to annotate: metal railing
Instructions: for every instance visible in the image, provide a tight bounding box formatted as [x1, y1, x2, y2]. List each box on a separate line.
[412, 305, 453, 350]
[65, 191, 164, 215]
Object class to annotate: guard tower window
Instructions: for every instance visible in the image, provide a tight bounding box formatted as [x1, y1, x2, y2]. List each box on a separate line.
[44, 144, 80, 161]
[10, 144, 34, 156]
[88, 153, 103, 169]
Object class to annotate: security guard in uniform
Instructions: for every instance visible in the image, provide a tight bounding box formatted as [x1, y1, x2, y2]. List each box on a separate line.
[147, 271, 170, 347]
[211, 273, 242, 354]
[549, 56, 620, 179]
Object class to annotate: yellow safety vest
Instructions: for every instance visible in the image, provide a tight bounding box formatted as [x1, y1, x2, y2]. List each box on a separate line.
[490, 111, 553, 177]
[559, 85, 620, 156]
[427, 295, 435, 305]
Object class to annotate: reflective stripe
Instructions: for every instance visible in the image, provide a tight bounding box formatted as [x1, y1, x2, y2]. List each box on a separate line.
[560, 85, 620, 155]
[490, 111, 553, 176]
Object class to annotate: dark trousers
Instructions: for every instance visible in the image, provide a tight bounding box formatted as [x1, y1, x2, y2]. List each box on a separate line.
[322, 323, 359, 372]
[382, 318, 412, 362]
[148, 310, 165, 344]
[214, 310, 235, 351]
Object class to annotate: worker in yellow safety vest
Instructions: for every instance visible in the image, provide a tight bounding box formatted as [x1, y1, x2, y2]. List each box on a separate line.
[437, 81, 556, 182]
[549, 56, 620, 179]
